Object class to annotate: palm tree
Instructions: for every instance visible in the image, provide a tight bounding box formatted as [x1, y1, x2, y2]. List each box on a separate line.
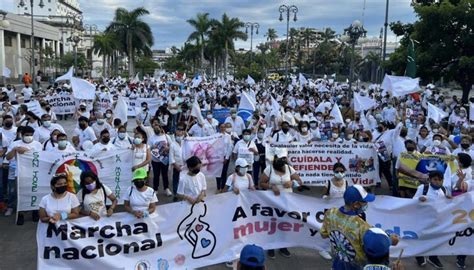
[320, 28, 336, 43]
[92, 32, 119, 77]
[106, 7, 153, 77]
[187, 13, 212, 71]
[265, 28, 278, 44]
[210, 13, 247, 76]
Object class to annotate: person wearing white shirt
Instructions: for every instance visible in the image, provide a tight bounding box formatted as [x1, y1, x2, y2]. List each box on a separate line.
[233, 129, 258, 174]
[272, 121, 294, 143]
[4, 85, 16, 102]
[294, 121, 312, 144]
[112, 125, 132, 149]
[91, 112, 113, 138]
[79, 171, 118, 220]
[137, 102, 151, 126]
[89, 129, 117, 157]
[170, 125, 186, 199]
[34, 114, 65, 144]
[177, 156, 207, 204]
[21, 84, 33, 103]
[225, 109, 246, 136]
[50, 133, 76, 153]
[224, 158, 255, 194]
[124, 168, 158, 218]
[202, 111, 219, 136]
[381, 103, 397, 126]
[452, 136, 474, 160]
[168, 93, 180, 132]
[72, 116, 98, 149]
[216, 123, 234, 193]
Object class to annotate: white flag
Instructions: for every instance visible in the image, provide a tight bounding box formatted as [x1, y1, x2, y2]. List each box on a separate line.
[191, 99, 204, 125]
[270, 96, 281, 118]
[381, 75, 420, 97]
[131, 73, 140, 83]
[113, 95, 128, 124]
[55, 67, 74, 82]
[298, 73, 308, 86]
[246, 75, 256, 86]
[2, 67, 11, 78]
[70, 77, 96, 100]
[192, 75, 202, 88]
[330, 105, 345, 126]
[427, 102, 449, 122]
[354, 92, 377, 112]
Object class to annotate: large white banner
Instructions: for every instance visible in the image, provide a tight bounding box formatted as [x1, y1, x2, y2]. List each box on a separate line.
[44, 94, 77, 115]
[37, 191, 474, 269]
[268, 142, 380, 186]
[18, 150, 134, 211]
[182, 134, 225, 177]
[124, 97, 161, 117]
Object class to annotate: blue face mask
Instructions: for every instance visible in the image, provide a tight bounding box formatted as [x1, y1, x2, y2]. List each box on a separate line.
[430, 183, 442, 190]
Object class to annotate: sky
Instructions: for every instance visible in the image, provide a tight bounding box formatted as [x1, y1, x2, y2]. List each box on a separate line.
[3, 0, 417, 50]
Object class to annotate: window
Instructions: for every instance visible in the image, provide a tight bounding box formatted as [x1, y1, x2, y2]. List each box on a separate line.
[21, 38, 26, 48]
[4, 34, 13, 47]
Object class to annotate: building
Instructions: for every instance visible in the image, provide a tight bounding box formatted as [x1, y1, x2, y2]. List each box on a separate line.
[355, 37, 398, 59]
[16, 0, 81, 18]
[152, 49, 173, 67]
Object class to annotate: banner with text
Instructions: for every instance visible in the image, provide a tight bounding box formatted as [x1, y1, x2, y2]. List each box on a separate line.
[18, 150, 134, 211]
[182, 134, 226, 177]
[44, 94, 77, 115]
[37, 191, 474, 269]
[125, 97, 162, 117]
[267, 142, 379, 186]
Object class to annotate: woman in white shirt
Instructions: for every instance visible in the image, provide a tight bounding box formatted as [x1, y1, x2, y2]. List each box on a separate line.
[295, 121, 312, 144]
[124, 168, 158, 218]
[224, 158, 255, 194]
[132, 129, 151, 172]
[38, 174, 80, 224]
[177, 156, 207, 204]
[79, 171, 117, 220]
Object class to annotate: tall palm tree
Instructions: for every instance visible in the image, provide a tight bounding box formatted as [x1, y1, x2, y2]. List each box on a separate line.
[265, 28, 278, 44]
[320, 28, 336, 43]
[187, 13, 212, 71]
[92, 32, 119, 77]
[210, 13, 247, 76]
[106, 7, 153, 77]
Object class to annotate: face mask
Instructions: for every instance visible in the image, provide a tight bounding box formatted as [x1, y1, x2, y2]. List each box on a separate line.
[332, 133, 339, 139]
[142, 107, 147, 111]
[243, 135, 251, 142]
[432, 129, 439, 134]
[134, 180, 145, 189]
[433, 139, 441, 146]
[55, 185, 67, 194]
[347, 134, 354, 140]
[106, 113, 112, 118]
[356, 204, 368, 214]
[102, 137, 110, 144]
[85, 181, 96, 191]
[134, 138, 142, 145]
[363, 137, 370, 142]
[310, 123, 317, 128]
[207, 114, 213, 119]
[282, 127, 289, 133]
[97, 119, 105, 125]
[118, 132, 126, 140]
[334, 172, 345, 179]
[301, 127, 308, 133]
[377, 127, 383, 133]
[191, 168, 200, 175]
[175, 136, 183, 143]
[238, 167, 248, 175]
[231, 113, 237, 118]
[460, 113, 466, 117]
[461, 143, 470, 150]
[79, 123, 87, 129]
[4, 122, 13, 128]
[226, 128, 232, 133]
[43, 121, 51, 128]
[23, 135, 33, 143]
[430, 183, 442, 190]
[257, 132, 264, 139]
[58, 140, 68, 149]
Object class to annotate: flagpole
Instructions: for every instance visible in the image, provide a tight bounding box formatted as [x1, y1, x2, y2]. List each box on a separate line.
[381, 0, 390, 79]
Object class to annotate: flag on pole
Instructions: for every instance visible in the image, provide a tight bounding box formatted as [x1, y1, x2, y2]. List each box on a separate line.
[191, 75, 202, 88]
[354, 92, 377, 112]
[191, 99, 205, 125]
[246, 75, 256, 86]
[427, 102, 449, 122]
[114, 95, 128, 124]
[381, 75, 420, 97]
[298, 73, 308, 86]
[330, 105, 345, 126]
[238, 91, 256, 121]
[2, 67, 11, 78]
[70, 77, 96, 100]
[270, 96, 281, 118]
[55, 67, 74, 82]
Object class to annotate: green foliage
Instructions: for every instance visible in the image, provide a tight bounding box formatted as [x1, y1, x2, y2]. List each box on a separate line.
[59, 52, 87, 69]
[135, 56, 159, 75]
[235, 62, 263, 82]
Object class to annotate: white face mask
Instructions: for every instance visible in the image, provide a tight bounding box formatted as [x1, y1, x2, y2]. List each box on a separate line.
[23, 135, 33, 143]
[433, 139, 442, 146]
[334, 172, 345, 179]
[226, 128, 232, 133]
[347, 134, 354, 140]
[301, 127, 308, 133]
[43, 121, 51, 128]
[238, 167, 247, 175]
[332, 133, 339, 139]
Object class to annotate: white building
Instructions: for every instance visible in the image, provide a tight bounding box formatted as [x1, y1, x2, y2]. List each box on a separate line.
[16, 0, 81, 18]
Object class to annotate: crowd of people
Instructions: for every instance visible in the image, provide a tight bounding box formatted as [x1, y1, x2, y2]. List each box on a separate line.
[0, 72, 473, 269]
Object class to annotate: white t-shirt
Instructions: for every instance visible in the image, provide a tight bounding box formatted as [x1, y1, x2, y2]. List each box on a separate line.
[263, 165, 296, 193]
[123, 186, 158, 212]
[39, 192, 80, 217]
[22, 87, 33, 100]
[177, 172, 207, 198]
[225, 173, 253, 190]
[73, 126, 97, 147]
[7, 140, 42, 177]
[325, 179, 348, 198]
[133, 144, 150, 171]
[89, 142, 117, 157]
[413, 184, 447, 199]
[82, 185, 113, 216]
[233, 140, 257, 169]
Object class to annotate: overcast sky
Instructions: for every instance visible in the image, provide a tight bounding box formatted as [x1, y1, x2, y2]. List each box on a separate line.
[3, 0, 417, 50]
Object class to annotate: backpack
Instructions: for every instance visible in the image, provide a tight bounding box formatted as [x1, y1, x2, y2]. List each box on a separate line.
[422, 183, 447, 196]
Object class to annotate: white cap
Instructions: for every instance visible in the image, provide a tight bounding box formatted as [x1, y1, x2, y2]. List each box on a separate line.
[274, 148, 288, 159]
[235, 158, 249, 168]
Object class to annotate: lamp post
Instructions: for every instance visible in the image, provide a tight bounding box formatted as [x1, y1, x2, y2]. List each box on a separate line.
[66, 34, 82, 74]
[245, 22, 259, 64]
[381, 0, 389, 79]
[344, 20, 366, 95]
[0, 11, 10, 84]
[18, 0, 45, 90]
[278, 5, 298, 81]
[84, 23, 98, 75]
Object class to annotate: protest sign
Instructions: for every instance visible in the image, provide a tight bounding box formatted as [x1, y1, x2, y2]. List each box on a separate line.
[98, 92, 113, 113]
[182, 134, 225, 177]
[397, 152, 457, 190]
[13, 100, 45, 117]
[202, 108, 230, 124]
[267, 142, 379, 186]
[37, 191, 474, 269]
[17, 149, 134, 211]
[44, 94, 77, 115]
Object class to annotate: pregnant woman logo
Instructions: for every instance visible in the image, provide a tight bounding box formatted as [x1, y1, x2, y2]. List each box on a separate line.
[177, 203, 217, 259]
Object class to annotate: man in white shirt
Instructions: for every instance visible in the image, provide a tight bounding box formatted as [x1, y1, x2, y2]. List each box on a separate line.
[225, 109, 246, 137]
[382, 103, 397, 127]
[137, 102, 151, 126]
[51, 133, 76, 153]
[72, 116, 98, 150]
[170, 124, 186, 200]
[34, 114, 65, 144]
[177, 156, 207, 204]
[168, 93, 179, 132]
[452, 136, 474, 161]
[202, 111, 219, 136]
[112, 126, 132, 149]
[21, 84, 33, 103]
[233, 129, 258, 174]
[215, 123, 234, 193]
[91, 112, 113, 138]
[272, 121, 294, 143]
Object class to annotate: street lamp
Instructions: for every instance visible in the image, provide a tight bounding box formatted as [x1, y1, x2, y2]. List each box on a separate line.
[84, 24, 98, 73]
[245, 22, 259, 64]
[18, 0, 45, 90]
[66, 34, 82, 73]
[278, 5, 298, 82]
[344, 20, 367, 94]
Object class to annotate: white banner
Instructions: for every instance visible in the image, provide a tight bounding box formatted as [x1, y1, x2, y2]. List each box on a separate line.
[182, 134, 225, 177]
[268, 142, 379, 186]
[37, 191, 474, 269]
[124, 97, 161, 117]
[44, 94, 77, 115]
[17, 150, 134, 211]
[98, 93, 113, 113]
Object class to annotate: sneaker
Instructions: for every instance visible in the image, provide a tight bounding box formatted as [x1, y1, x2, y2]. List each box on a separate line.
[4, 208, 13, 216]
[456, 258, 466, 269]
[416, 257, 427, 267]
[16, 213, 24, 226]
[427, 256, 443, 269]
[165, 188, 173, 197]
[319, 250, 332, 260]
[279, 248, 291, 258]
[267, 250, 275, 259]
[225, 261, 234, 268]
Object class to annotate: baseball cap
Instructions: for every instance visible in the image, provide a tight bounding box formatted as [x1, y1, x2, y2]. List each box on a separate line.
[240, 244, 265, 267]
[344, 185, 375, 204]
[133, 168, 148, 181]
[363, 228, 391, 257]
[235, 158, 249, 168]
